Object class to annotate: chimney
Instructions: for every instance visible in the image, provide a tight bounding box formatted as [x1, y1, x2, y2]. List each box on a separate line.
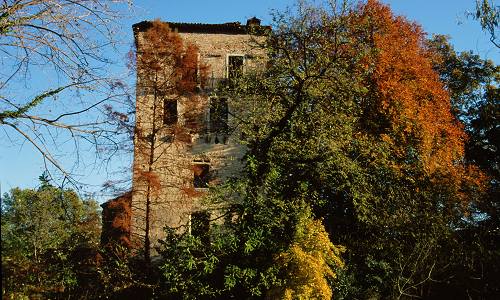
[246, 17, 261, 27]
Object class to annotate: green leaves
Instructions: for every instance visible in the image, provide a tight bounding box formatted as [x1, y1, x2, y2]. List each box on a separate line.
[1, 179, 101, 298]
[244, 228, 265, 254]
[471, 0, 499, 48]
[0, 86, 66, 123]
[149, 2, 497, 299]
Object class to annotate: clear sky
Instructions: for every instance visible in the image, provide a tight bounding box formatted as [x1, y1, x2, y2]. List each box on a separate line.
[127, 0, 498, 60]
[1, 0, 498, 201]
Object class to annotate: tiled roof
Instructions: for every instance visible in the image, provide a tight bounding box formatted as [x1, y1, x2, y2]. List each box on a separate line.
[132, 20, 270, 35]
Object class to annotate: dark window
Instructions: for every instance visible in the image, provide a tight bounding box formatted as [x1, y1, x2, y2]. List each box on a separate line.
[228, 55, 244, 79]
[191, 211, 210, 242]
[209, 97, 228, 134]
[192, 55, 199, 84]
[181, 56, 199, 86]
[193, 163, 210, 188]
[164, 99, 177, 125]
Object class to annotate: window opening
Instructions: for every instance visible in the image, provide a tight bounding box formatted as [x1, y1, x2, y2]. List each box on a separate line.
[209, 97, 228, 135]
[163, 99, 178, 125]
[228, 55, 244, 79]
[193, 163, 210, 188]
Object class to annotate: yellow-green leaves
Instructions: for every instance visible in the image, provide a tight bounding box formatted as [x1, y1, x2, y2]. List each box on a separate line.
[269, 210, 345, 300]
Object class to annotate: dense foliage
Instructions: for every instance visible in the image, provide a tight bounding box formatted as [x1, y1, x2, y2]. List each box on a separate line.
[427, 33, 500, 299]
[2, 1, 498, 299]
[153, 0, 497, 299]
[1, 175, 101, 298]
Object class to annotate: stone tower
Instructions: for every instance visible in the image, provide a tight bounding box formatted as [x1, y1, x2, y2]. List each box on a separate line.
[127, 19, 268, 256]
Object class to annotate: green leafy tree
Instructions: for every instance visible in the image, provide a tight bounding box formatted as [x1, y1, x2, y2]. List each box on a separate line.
[469, 0, 499, 48]
[155, 1, 489, 298]
[225, 1, 484, 298]
[158, 182, 345, 299]
[1, 176, 101, 298]
[230, 2, 484, 298]
[427, 34, 499, 215]
[427, 34, 500, 298]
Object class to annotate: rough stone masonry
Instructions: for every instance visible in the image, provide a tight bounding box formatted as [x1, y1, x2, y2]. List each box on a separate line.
[101, 18, 269, 257]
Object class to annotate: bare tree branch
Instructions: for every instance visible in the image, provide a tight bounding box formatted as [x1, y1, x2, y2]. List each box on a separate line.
[0, 0, 134, 189]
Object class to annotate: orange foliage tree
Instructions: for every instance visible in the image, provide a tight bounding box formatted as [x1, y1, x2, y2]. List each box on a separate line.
[344, 2, 486, 295]
[354, 0, 484, 200]
[220, 0, 486, 297]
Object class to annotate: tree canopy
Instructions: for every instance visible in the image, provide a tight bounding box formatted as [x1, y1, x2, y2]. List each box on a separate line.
[154, 1, 493, 298]
[1, 175, 101, 298]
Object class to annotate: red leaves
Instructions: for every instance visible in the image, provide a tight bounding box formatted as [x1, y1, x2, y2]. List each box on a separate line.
[101, 192, 132, 248]
[176, 43, 209, 93]
[180, 186, 205, 198]
[350, 0, 486, 201]
[140, 20, 183, 71]
[136, 170, 161, 194]
[139, 20, 208, 95]
[355, 1, 466, 171]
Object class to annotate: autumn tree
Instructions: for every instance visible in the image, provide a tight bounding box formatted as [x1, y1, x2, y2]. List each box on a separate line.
[131, 20, 207, 264]
[124, 1, 493, 298]
[0, 0, 133, 184]
[161, 0, 485, 298]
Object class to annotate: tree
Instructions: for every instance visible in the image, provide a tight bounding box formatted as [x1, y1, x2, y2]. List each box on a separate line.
[1, 175, 101, 298]
[427, 34, 499, 216]
[157, 183, 346, 299]
[124, 1, 491, 298]
[268, 211, 345, 300]
[427, 34, 500, 298]
[0, 0, 133, 184]
[470, 0, 499, 48]
[162, 0, 484, 298]
[131, 20, 208, 263]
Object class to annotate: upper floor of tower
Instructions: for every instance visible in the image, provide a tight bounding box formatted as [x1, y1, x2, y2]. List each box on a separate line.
[131, 18, 269, 142]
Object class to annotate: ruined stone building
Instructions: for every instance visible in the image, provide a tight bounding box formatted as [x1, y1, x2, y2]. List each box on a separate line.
[101, 18, 269, 255]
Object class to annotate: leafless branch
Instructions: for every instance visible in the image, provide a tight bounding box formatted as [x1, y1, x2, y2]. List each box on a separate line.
[1, 0, 134, 188]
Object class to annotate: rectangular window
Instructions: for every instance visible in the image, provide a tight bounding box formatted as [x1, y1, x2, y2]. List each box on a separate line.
[193, 163, 210, 188]
[180, 52, 201, 91]
[228, 55, 244, 79]
[209, 97, 228, 134]
[189, 211, 210, 244]
[163, 99, 178, 125]
[190, 211, 210, 242]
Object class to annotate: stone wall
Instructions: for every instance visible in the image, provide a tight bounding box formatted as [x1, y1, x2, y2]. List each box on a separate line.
[129, 22, 266, 254]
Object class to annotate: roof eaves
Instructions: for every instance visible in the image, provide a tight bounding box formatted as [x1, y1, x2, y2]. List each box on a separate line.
[132, 20, 271, 35]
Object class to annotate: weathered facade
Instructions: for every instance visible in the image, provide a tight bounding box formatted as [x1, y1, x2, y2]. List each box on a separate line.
[113, 18, 269, 255]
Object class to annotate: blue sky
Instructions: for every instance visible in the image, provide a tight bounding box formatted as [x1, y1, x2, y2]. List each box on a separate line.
[128, 0, 498, 60]
[1, 0, 498, 201]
